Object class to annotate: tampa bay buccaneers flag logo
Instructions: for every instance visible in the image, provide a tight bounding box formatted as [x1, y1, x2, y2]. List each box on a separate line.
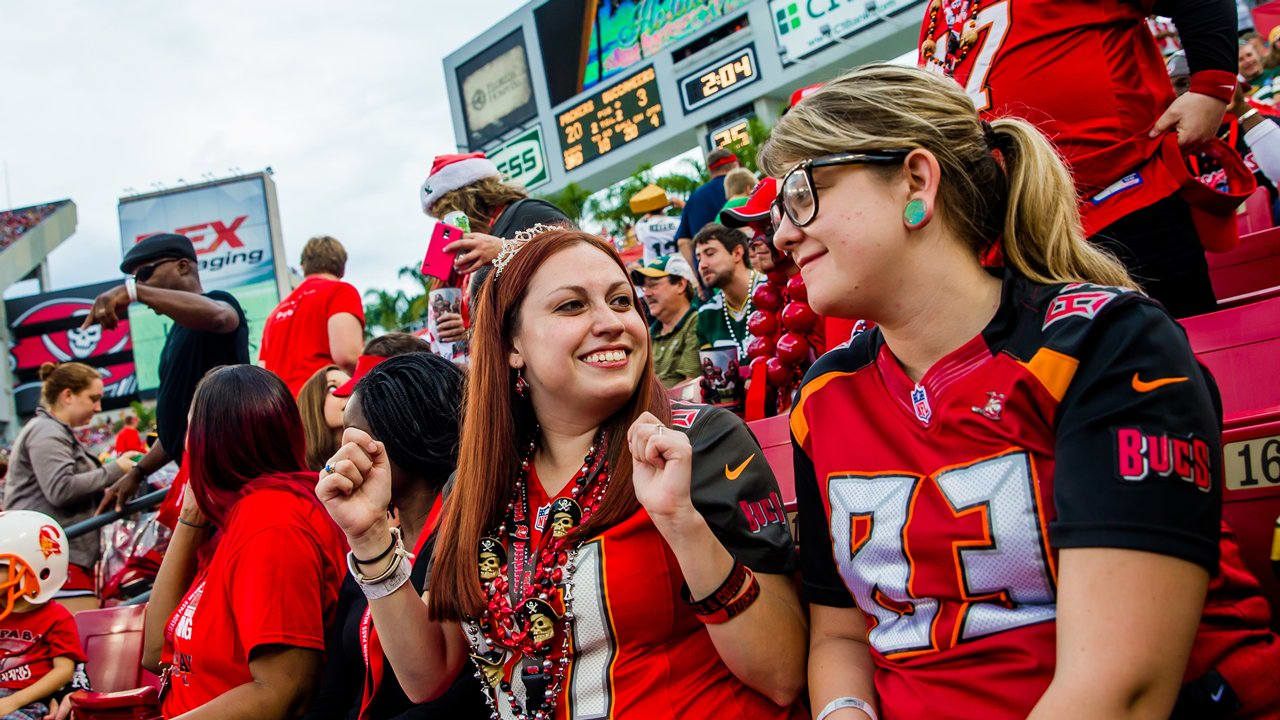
[37, 525, 62, 559]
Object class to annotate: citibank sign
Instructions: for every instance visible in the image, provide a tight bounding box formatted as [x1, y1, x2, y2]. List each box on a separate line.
[770, 0, 920, 62]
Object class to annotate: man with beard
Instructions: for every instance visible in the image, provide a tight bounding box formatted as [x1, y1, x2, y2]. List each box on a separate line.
[631, 255, 700, 388]
[693, 224, 760, 358]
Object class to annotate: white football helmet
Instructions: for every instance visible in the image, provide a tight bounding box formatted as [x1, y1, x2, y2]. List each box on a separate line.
[0, 510, 69, 620]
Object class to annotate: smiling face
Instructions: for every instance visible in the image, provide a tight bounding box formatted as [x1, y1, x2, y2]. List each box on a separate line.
[641, 275, 689, 322]
[509, 243, 649, 424]
[1240, 44, 1264, 81]
[322, 369, 350, 430]
[772, 163, 908, 319]
[748, 236, 776, 272]
[59, 378, 104, 427]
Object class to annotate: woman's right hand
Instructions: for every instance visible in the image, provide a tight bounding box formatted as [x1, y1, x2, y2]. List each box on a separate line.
[114, 454, 137, 473]
[315, 427, 393, 556]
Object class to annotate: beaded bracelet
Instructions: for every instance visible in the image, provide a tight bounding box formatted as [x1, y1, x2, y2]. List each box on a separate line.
[680, 560, 749, 615]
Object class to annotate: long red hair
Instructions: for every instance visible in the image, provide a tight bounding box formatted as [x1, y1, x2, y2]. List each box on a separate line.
[429, 229, 670, 621]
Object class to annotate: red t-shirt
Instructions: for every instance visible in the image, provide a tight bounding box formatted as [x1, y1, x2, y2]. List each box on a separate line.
[0, 602, 85, 690]
[918, 1, 1172, 197]
[114, 426, 146, 455]
[259, 276, 364, 395]
[160, 489, 348, 717]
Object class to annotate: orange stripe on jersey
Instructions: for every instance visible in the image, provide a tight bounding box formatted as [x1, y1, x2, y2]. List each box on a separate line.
[791, 370, 859, 446]
[1018, 347, 1079, 402]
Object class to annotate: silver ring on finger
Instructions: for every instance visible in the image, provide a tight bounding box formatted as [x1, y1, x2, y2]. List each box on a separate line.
[656, 424, 665, 436]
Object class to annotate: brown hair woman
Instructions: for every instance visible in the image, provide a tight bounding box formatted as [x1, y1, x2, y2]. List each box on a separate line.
[317, 227, 806, 719]
[297, 364, 349, 472]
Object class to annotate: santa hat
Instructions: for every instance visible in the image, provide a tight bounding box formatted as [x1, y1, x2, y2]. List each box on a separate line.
[420, 152, 500, 215]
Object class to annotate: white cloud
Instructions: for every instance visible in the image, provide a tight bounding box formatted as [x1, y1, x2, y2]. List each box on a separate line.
[1, 0, 527, 300]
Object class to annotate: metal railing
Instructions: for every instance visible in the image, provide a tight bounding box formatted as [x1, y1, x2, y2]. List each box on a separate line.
[63, 488, 168, 540]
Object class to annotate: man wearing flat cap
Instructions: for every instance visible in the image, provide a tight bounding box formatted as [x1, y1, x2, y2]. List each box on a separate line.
[82, 233, 248, 510]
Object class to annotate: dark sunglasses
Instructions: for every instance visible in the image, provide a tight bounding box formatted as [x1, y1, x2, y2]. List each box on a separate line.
[770, 150, 912, 229]
[134, 257, 179, 283]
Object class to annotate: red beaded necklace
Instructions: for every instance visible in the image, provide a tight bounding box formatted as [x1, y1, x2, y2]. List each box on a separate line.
[468, 432, 612, 720]
[921, 0, 983, 75]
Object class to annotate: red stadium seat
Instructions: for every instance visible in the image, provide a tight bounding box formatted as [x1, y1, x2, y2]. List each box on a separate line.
[1219, 412, 1280, 621]
[1182, 294, 1280, 423]
[1235, 186, 1273, 236]
[748, 414, 794, 510]
[1208, 226, 1280, 304]
[73, 605, 161, 693]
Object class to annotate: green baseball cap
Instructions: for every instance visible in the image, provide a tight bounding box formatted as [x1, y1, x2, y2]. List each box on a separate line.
[630, 254, 697, 285]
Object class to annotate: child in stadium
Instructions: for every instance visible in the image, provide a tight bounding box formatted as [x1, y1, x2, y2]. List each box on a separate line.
[0, 511, 84, 720]
[764, 65, 1280, 720]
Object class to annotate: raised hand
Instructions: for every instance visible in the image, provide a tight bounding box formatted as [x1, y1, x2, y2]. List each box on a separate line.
[80, 284, 130, 331]
[315, 427, 393, 556]
[627, 411, 695, 526]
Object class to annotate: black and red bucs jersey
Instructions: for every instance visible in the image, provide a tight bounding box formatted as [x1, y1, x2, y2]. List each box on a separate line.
[794, 271, 1280, 719]
[467, 403, 803, 720]
[918, 1, 1232, 199]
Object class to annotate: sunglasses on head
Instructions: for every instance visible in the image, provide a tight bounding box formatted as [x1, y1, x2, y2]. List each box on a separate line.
[134, 257, 179, 283]
[770, 149, 912, 229]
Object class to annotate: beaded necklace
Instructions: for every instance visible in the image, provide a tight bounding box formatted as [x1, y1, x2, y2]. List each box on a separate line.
[468, 432, 612, 720]
[720, 270, 758, 356]
[921, 0, 984, 75]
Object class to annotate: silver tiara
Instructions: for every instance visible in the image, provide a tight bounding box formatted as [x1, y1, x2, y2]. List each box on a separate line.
[493, 222, 562, 278]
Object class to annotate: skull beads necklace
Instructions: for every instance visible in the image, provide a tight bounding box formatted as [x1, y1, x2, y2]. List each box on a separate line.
[470, 431, 612, 720]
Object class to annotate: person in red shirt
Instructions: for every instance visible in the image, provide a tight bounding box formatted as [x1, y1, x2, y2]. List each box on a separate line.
[317, 228, 806, 719]
[0, 511, 85, 719]
[142, 365, 348, 719]
[762, 64, 1279, 720]
[918, 0, 1239, 317]
[259, 236, 364, 395]
[113, 414, 147, 456]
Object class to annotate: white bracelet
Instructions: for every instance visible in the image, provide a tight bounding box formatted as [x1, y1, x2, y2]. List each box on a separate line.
[816, 697, 879, 720]
[349, 553, 412, 600]
[125, 276, 138, 302]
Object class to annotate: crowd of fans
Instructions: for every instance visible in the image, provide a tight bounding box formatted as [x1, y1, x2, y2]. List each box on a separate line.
[4, 2, 1280, 719]
[0, 202, 60, 252]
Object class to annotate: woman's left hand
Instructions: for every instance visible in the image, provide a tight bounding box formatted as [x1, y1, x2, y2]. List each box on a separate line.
[627, 412, 696, 526]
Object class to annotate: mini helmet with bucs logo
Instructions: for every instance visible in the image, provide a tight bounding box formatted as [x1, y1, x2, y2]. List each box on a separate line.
[0, 511, 69, 620]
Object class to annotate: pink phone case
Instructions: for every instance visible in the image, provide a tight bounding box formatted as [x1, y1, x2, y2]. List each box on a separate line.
[421, 221, 464, 282]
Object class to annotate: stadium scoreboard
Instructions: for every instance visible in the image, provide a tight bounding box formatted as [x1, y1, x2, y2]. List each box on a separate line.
[679, 45, 759, 112]
[557, 66, 665, 172]
[443, 0, 924, 195]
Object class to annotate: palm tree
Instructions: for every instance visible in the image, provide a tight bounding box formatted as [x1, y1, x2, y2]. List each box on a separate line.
[538, 182, 594, 225]
[363, 288, 410, 336]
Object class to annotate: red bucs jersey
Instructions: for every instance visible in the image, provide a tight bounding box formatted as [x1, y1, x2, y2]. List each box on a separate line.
[467, 404, 804, 720]
[918, 1, 1173, 196]
[794, 271, 1280, 719]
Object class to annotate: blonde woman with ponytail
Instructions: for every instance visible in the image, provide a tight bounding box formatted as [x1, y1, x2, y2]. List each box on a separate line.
[769, 66, 1280, 720]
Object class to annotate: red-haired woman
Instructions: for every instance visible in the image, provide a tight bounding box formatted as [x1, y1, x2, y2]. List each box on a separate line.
[317, 227, 807, 719]
[143, 365, 348, 719]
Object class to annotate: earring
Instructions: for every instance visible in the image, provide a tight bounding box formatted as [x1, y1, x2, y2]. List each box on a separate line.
[903, 198, 929, 228]
[514, 368, 528, 397]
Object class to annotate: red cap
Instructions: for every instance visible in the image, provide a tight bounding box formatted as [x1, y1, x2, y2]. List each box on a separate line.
[788, 83, 824, 108]
[1161, 135, 1257, 253]
[709, 152, 739, 170]
[332, 355, 387, 398]
[720, 177, 778, 229]
[429, 151, 487, 176]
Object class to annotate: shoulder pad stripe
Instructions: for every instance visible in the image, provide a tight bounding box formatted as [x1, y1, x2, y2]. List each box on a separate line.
[1019, 347, 1079, 402]
[790, 369, 858, 446]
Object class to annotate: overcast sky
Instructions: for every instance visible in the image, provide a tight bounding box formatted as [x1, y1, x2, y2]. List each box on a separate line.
[1, 1, 530, 300]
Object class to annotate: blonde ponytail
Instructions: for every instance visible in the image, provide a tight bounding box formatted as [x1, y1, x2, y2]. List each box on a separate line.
[992, 119, 1133, 287]
[759, 64, 1135, 289]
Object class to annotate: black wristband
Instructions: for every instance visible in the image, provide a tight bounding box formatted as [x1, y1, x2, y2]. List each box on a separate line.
[680, 559, 749, 615]
[353, 531, 397, 566]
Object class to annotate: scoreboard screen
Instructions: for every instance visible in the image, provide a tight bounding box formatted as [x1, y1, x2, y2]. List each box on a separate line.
[557, 66, 664, 172]
[679, 45, 759, 112]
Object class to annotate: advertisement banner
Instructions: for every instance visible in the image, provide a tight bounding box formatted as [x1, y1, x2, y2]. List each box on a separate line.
[457, 31, 539, 149]
[118, 176, 281, 391]
[771, 0, 919, 61]
[491, 125, 550, 190]
[6, 280, 138, 416]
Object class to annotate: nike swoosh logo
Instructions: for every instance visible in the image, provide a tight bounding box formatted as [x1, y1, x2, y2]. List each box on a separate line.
[1210, 685, 1225, 702]
[725, 453, 756, 480]
[1131, 373, 1188, 393]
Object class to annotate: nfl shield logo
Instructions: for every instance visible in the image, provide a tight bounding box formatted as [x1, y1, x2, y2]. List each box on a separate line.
[911, 384, 932, 425]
